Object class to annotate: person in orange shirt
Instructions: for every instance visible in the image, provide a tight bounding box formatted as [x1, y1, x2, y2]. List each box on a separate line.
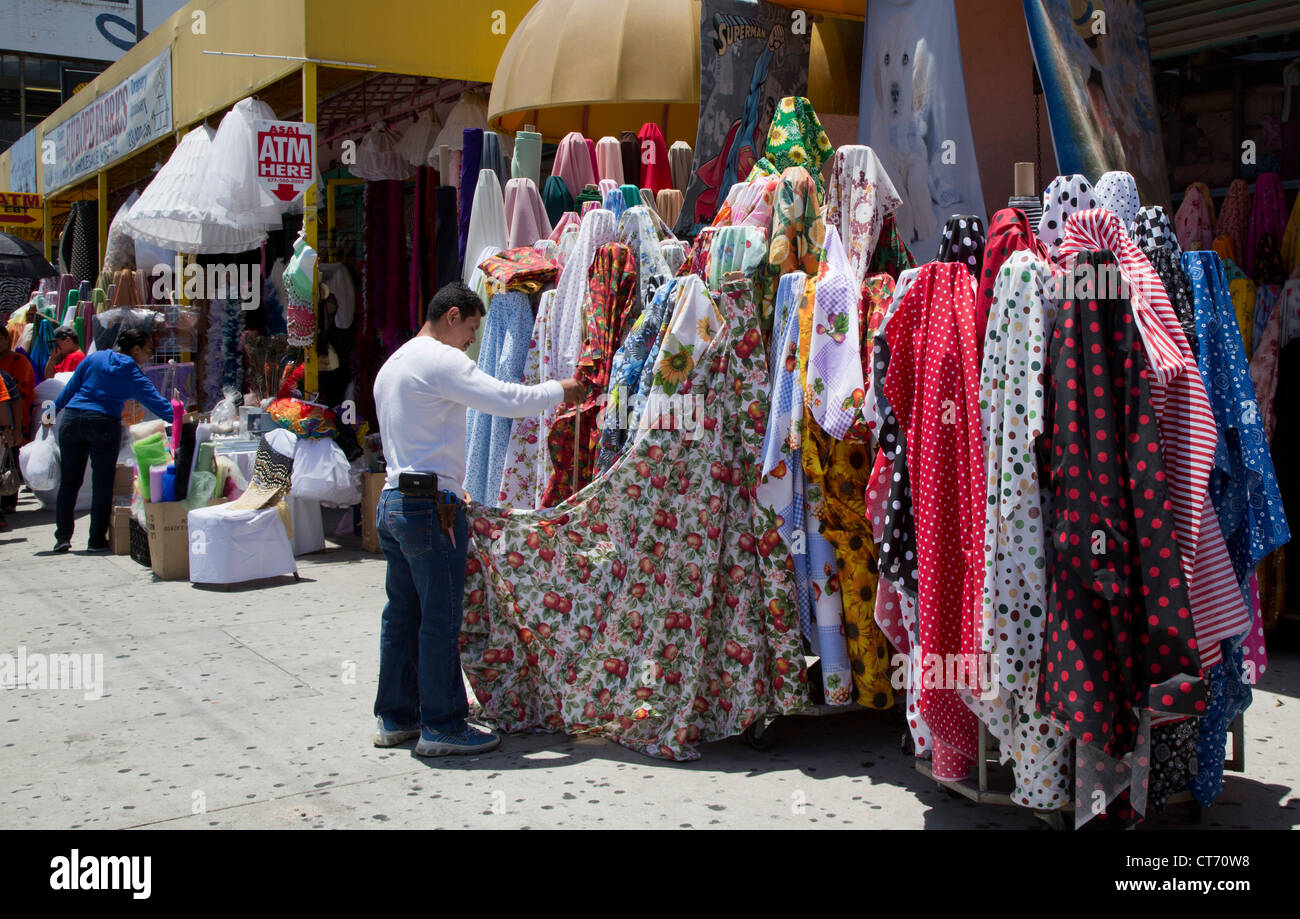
[45, 327, 86, 378]
[0, 328, 34, 444]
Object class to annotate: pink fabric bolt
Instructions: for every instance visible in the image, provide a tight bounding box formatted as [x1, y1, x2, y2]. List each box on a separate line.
[551, 132, 597, 200]
[596, 136, 624, 184]
[1246, 172, 1288, 276]
[503, 178, 553, 248]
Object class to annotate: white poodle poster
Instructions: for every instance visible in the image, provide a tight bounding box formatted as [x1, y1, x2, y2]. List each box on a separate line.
[856, 0, 986, 259]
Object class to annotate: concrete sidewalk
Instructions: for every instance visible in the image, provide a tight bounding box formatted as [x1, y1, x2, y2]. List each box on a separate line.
[2, 493, 1297, 830]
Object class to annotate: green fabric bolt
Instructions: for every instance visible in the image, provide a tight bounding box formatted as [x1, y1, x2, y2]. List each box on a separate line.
[132, 432, 171, 502]
[764, 97, 833, 194]
[511, 130, 543, 187]
[620, 184, 641, 210]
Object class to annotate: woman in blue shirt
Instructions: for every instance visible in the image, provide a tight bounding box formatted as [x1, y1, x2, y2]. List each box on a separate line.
[52, 328, 175, 553]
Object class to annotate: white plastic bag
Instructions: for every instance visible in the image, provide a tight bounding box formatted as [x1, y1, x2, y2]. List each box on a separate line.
[19, 425, 60, 492]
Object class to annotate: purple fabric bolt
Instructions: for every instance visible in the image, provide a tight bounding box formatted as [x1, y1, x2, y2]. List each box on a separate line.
[458, 128, 485, 270]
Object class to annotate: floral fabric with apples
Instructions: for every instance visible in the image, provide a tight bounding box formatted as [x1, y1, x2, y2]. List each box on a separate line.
[461, 245, 810, 760]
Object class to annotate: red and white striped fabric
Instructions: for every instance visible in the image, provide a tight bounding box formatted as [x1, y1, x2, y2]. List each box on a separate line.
[1057, 208, 1249, 670]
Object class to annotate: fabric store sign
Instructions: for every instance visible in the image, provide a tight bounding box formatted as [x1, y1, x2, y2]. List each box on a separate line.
[42, 47, 173, 194]
[1022, 0, 1170, 207]
[8, 130, 38, 194]
[254, 120, 315, 202]
[674, 0, 812, 236]
[0, 192, 42, 229]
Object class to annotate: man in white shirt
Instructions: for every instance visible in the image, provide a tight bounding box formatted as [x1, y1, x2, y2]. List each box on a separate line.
[372, 282, 582, 756]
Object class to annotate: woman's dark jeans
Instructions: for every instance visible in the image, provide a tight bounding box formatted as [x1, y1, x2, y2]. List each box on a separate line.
[55, 408, 122, 547]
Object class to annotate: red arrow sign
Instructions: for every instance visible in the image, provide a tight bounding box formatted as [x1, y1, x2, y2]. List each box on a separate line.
[0, 213, 36, 225]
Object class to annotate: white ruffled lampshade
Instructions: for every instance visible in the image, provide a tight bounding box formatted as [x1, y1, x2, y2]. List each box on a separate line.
[395, 110, 443, 167]
[351, 126, 415, 181]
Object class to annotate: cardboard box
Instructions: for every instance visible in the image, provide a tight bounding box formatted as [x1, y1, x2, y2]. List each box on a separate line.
[144, 499, 223, 580]
[113, 464, 136, 499]
[361, 472, 385, 554]
[109, 506, 132, 556]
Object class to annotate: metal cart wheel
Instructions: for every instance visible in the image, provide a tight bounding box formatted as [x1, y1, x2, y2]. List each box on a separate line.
[745, 715, 778, 751]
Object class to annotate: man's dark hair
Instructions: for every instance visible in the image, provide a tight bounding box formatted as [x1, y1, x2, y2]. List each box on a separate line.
[116, 328, 153, 354]
[426, 282, 486, 325]
[54, 326, 78, 342]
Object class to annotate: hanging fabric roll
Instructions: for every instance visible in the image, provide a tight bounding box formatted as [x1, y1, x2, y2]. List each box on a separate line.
[462, 170, 509, 286]
[655, 189, 683, 229]
[596, 136, 624, 184]
[552, 131, 596, 200]
[1059, 209, 1251, 674]
[619, 131, 640, 188]
[512, 129, 543, 187]
[637, 123, 673, 194]
[669, 140, 693, 194]
[1093, 170, 1141, 230]
[480, 131, 510, 190]
[1040, 248, 1205, 827]
[433, 185, 460, 291]
[975, 208, 1048, 350]
[464, 290, 536, 505]
[1176, 185, 1215, 252]
[541, 175, 574, 226]
[1132, 205, 1181, 254]
[1216, 178, 1251, 264]
[1281, 189, 1300, 272]
[503, 177, 552, 249]
[1246, 172, 1287, 277]
[823, 145, 902, 288]
[1036, 174, 1098, 258]
[637, 188, 658, 216]
[458, 128, 486, 266]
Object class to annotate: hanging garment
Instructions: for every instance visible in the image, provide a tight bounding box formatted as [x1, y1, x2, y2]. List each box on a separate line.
[1132, 205, 1181, 254]
[1094, 170, 1141, 230]
[503, 178, 552, 249]
[1253, 233, 1287, 287]
[460, 255, 809, 761]
[102, 191, 140, 276]
[637, 123, 673, 194]
[823, 145, 902, 288]
[1230, 277, 1256, 357]
[396, 109, 441, 168]
[553, 132, 597, 200]
[1175, 185, 1215, 252]
[363, 180, 410, 354]
[433, 91, 489, 152]
[976, 208, 1051, 352]
[1281, 190, 1300, 273]
[874, 261, 984, 780]
[543, 243, 639, 507]
[463, 291, 536, 505]
[763, 97, 833, 195]
[1245, 172, 1287, 276]
[1037, 174, 1097, 258]
[497, 209, 618, 510]
[1185, 250, 1290, 586]
[457, 128, 486, 265]
[1040, 248, 1205, 826]
[512, 129, 543, 187]
[462, 171, 509, 286]
[480, 131, 510, 190]
[1059, 209, 1251, 672]
[1216, 179, 1251, 263]
[352, 125, 415, 182]
[959, 250, 1069, 810]
[1145, 246, 1199, 356]
[669, 141, 693, 194]
[596, 136, 624, 184]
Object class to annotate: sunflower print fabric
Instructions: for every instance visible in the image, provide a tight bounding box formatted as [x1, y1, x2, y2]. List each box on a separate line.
[763, 97, 833, 195]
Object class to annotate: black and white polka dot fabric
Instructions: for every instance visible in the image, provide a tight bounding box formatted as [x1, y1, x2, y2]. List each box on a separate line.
[1036, 174, 1097, 258]
[1094, 170, 1141, 230]
[1132, 205, 1181, 255]
[935, 214, 986, 279]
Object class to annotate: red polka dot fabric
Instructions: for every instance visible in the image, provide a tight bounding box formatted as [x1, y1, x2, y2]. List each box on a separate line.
[1040, 249, 1206, 756]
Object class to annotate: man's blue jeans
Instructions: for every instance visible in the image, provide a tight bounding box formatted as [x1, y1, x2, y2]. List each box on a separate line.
[373, 488, 470, 734]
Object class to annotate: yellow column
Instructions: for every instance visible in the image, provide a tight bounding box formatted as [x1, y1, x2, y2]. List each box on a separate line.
[97, 171, 109, 281]
[42, 198, 52, 263]
[301, 62, 319, 396]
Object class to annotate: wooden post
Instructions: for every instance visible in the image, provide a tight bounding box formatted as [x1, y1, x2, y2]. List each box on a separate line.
[97, 171, 109, 275]
[302, 62, 320, 395]
[42, 197, 53, 262]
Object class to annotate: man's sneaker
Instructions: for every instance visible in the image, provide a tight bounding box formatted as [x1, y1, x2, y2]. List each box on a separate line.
[373, 718, 421, 747]
[415, 724, 501, 757]
[85, 543, 111, 554]
[53, 540, 71, 553]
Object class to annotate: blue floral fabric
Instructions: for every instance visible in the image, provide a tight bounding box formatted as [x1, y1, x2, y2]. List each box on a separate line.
[464, 291, 535, 504]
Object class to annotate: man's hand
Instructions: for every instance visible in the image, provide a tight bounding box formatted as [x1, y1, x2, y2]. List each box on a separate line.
[559, 378, 586, 404]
